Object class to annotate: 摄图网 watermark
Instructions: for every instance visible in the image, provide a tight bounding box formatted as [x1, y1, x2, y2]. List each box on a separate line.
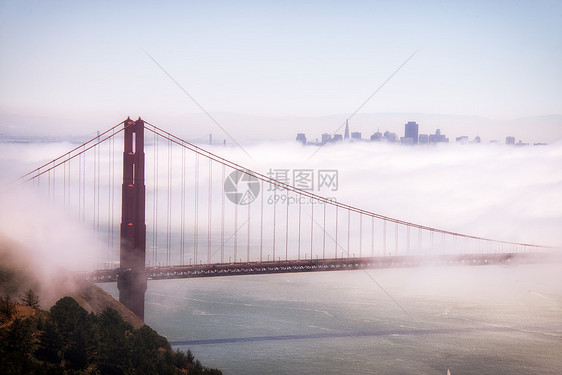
[266, 169, 338, 192]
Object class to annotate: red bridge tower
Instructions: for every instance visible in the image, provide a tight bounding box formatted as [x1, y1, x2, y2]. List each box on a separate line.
[118, 117, 147, 320]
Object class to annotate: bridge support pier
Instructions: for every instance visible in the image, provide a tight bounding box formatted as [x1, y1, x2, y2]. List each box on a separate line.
[117, 117, 147, 320]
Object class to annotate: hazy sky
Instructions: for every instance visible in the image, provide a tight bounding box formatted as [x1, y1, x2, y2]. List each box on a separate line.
[1, 1, 561, 139]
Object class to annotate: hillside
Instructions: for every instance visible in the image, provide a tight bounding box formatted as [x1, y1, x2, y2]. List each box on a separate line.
[0, 234, 222, 374]
[0, 297, 222, 374]
[0, 234, 143, 328]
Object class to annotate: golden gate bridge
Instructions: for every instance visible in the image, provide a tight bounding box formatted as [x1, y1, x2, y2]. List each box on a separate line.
[7, 118, 552, 319]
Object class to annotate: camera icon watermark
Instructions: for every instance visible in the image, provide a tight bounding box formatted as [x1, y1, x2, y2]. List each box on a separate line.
[224, 170, 261, 205]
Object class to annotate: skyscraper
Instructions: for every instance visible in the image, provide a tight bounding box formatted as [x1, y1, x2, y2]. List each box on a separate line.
[344, 119, 350, 140]
[404, 121, 419, 144]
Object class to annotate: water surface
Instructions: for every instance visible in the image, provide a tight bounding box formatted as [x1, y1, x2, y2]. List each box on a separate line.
[99, 263, 562, 374]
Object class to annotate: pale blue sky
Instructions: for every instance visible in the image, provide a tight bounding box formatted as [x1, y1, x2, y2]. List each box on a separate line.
[1, 1, 561, 138]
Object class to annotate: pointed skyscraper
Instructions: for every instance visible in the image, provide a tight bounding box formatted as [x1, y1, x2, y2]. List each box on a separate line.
[344, 119, 350, 140]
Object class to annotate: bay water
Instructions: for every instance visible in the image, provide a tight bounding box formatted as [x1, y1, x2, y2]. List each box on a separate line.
[99, 263, 562, 374]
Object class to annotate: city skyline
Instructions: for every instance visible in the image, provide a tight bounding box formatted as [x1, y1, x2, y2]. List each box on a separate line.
[296, 119, 546, 146]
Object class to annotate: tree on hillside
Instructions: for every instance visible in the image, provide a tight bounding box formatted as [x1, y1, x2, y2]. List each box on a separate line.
[42, 296, 95, 370]
[95, 307, 134, 374]
[19, 288, 40, 309]
[1, 295, 15, 320]
[3, 296, 223, 374]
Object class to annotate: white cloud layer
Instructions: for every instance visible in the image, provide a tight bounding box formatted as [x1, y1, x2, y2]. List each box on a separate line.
[1, 138, 561, 271]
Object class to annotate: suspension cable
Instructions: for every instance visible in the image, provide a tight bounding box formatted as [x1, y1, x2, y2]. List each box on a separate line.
[143, 122, 547, 248]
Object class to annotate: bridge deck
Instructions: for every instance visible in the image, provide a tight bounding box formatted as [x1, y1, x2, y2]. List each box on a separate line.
[84, 253, 545, 283]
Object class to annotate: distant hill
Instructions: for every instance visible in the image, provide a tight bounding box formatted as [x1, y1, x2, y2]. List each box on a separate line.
[0, 234, 223, 374]
[1, 110, 560, 144]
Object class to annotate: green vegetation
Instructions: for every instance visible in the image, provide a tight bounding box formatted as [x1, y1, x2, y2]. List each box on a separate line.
[0, 296, 222, 375]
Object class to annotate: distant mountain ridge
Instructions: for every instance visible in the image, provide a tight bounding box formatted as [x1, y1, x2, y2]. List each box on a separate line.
[1, 111, 560, 144]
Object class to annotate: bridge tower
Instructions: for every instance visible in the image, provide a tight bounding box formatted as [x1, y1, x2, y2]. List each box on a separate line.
[117, 117, 147, 320]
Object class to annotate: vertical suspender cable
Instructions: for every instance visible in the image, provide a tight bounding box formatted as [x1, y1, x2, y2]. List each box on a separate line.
[322, 201, 326, 259]
[154, 133, 159, 266]
[111, 130, 115, 265]
[93, 138, 97, 268]
[359, 214, 363, 258]
[194, 153, 199, 264]
[93, 143, 97, 233]
[82, 145, 86, 222]
[96, 135, 101, 268]
[47, 164, 51, 199]
[418, 228, 422, 256]
[181, 143, 186, 265]
[97, 133, 101, 238]
[298, 193, 302, 260]
[371, 216, 374, 257]
[335, 206, 338, 258]
[382, 220, 386, 256]
[452, 234, 456, 255]
[234, 173, 238, 263]
[310, 198, 314, 258]
[167, 138, 172, 266]
[272, 187, 276, 262]
[395, 223, 398, 256]
[221, 164, 225, 263]
[107, 133, 112, 268]
[430, 230, 434, 253]
[63, 157, 67, 207]
[78, 154, 82, 221]
[407, 226, 410, 255]
[53, 162, 56, 201]
[208, 159, 212, 264]
[285, 188, 289, 261]
[259, 179, 263, 262]
[67, 153, 71, 213]
[247, 187, 251, 262]
[347, 209, 350, 257]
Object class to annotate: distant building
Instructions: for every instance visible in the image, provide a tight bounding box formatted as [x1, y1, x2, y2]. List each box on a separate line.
[400, 137, 414, 145]
[515, 140, 529, 146]
[418, 134, 429, 144]
[384, 131, 397, 142]
[429, 129, 448, 143]
[370, 131, 382, 141]
[296, 133, 307, 145]
[405, 122, 419, 144]
[344, 120, 350, 140]
[321, 133, 332, 144]
[456, 136, 469, 143]
[332, 134, 343, 142]
[474, 136, 481, 143]
[351, 132, 361, 140]
[506, 136, 515, 145]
